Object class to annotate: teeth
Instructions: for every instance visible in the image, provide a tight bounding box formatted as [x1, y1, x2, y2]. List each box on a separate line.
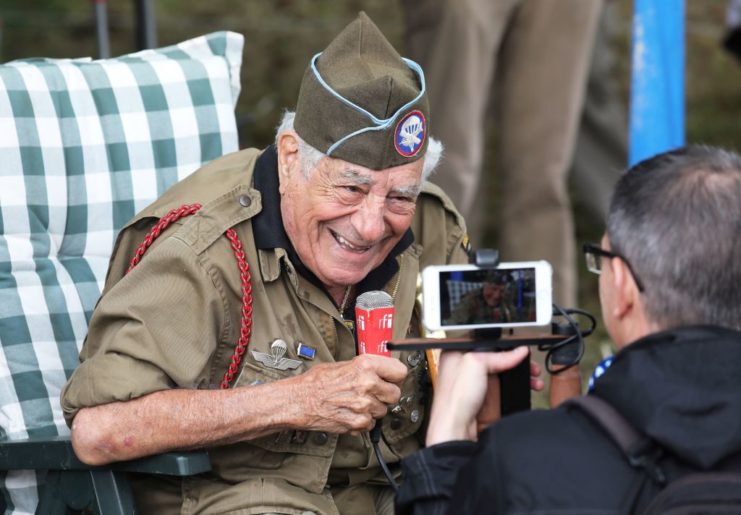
[335, 233, 371, 252]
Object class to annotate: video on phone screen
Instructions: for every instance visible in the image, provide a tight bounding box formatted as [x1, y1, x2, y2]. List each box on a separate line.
[440, 268, 537, 326]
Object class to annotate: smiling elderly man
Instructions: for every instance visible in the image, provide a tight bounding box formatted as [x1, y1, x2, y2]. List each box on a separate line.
[60, 12, 469, 515]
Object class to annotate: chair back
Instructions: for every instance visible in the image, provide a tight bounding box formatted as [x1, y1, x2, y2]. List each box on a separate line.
[0, 31, 243, 512]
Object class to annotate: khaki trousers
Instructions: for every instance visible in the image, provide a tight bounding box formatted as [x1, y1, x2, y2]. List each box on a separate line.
[402, 0, 603, 306]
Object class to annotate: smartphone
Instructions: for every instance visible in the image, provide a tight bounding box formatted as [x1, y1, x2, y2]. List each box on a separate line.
[421, 261, 553, 331]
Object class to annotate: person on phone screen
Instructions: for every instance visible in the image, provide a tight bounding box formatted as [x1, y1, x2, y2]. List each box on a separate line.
[396, 145, 741, 514]
[447, 274, 515, 325]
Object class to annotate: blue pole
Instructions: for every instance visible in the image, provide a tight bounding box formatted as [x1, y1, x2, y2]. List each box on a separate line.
[629, 0, 685, 166]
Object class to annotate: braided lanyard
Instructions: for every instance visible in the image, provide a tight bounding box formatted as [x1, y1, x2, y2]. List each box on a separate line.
[126, 203, 254, 389]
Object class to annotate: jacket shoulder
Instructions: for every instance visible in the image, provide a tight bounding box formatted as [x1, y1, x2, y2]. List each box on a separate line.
[412, 181, 469, 266]
[103, 148, 263, 289]
[136, 148, 262, 220]
[418, 181, 465, 224]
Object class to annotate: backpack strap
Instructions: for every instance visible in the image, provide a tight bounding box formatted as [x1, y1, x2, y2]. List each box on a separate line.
[568, 395, 670, 514]
[567, 396, 667, 486]
[642, 472, 741, 514]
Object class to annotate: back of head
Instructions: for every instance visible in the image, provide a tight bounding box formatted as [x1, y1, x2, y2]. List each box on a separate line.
[606, 145, 741, 331]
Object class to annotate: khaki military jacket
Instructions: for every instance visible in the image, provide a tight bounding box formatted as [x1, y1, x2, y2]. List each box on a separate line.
[448, 289, 517, 325]
[61, 147, 469, 515]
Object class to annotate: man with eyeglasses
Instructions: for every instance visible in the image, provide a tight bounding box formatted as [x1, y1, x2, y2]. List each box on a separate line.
[396, 145, 741, 514]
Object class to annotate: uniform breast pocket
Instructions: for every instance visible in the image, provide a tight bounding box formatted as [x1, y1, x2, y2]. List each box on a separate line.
[233, 340, 306, 386]
[235, 360, 296, 385]
[232, 357, 337, 458]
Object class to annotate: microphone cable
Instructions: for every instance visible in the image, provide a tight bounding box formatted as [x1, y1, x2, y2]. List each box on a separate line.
[370, 423, 399, 493]
[354, 290, 400, 492]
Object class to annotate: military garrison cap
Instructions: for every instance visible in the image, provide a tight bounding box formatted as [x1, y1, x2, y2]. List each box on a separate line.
[483, 269, 509, 285]
[294, 12, 430, 170]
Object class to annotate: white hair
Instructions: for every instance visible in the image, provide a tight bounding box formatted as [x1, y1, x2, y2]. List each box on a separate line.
[275, 110, 443, 181]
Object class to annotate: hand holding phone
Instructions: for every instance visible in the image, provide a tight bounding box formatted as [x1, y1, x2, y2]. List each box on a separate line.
[425, 346, 532, 445]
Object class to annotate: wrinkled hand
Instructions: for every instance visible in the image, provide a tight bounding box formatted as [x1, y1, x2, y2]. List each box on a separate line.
[426, 347, 541, 445]
[290, 354, 408, 434]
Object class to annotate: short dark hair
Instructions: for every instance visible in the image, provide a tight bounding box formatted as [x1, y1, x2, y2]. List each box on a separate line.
[606, 145, 741, 331]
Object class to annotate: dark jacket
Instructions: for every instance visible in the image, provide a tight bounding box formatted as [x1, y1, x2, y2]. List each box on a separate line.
[396, 325, 741, 515]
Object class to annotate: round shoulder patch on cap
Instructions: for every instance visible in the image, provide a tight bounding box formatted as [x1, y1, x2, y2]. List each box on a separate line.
[394, 110, 427, 158]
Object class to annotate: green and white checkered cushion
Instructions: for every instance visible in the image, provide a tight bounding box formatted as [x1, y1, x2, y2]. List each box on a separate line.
[0, 31, 243, 513]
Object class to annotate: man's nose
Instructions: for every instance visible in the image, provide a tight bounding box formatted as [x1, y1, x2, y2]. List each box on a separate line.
[351, 197, 387, 243]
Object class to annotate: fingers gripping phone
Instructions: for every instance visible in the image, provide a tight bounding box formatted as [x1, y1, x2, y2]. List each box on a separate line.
[421, 261, 553, 331]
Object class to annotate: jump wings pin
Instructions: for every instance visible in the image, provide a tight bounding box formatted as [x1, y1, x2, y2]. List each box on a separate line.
[251, 339, 302, 371]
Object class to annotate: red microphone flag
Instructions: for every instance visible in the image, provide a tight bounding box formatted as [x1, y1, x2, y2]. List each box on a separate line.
[355, 290, 394, 357]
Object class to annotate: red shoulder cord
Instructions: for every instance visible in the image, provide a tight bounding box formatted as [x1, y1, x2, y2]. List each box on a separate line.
[126, 203, 253, 389]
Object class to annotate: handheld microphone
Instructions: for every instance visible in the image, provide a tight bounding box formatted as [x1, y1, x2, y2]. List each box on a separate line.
[355, 290, 399, 491]
[355, 290, 394, 357]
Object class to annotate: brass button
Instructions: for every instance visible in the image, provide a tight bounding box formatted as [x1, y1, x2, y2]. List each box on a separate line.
[239, 194, 252, 207]
[406, 351, 423, 368]
[312, 431, 329, 445]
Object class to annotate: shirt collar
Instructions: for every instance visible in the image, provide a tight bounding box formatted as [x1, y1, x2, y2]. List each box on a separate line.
[251, 145, 415, 308]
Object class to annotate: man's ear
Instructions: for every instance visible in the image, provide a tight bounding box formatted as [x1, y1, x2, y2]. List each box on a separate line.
[277, 132, 300, 189]
[609, 257, 641, 321]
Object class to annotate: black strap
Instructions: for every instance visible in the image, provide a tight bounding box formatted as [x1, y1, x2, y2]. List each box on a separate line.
[569, 396, 741, 515]
[568, 396, 670, 515]
[569, 396, 643, 455]
[567, 396, 667, 485]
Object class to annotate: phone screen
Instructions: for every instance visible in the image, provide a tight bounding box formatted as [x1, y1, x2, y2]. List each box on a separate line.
[439, 267, 537, 327]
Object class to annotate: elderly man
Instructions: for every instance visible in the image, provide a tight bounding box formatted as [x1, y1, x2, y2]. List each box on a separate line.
[61, 13, 469, 515]
[448, 273, 517, 326]
[396, 145, 741, 513]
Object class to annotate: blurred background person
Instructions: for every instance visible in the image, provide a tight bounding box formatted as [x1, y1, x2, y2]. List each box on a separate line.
[569, 1, 627, 224]
[401, 0, 603, 308]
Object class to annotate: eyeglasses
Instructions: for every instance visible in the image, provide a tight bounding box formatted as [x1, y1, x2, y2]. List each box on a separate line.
[582, 243, 645, 292]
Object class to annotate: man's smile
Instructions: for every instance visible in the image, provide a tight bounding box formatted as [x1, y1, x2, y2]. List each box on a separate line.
[330, 229, 374, 253]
